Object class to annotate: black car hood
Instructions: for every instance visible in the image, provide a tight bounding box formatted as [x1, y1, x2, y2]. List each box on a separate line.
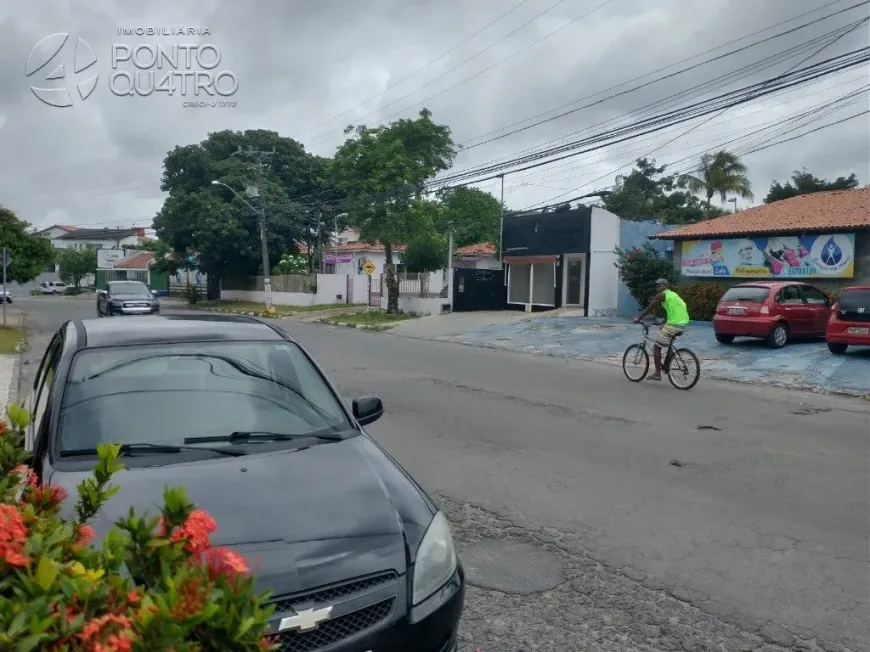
[49, 435, 434, 595]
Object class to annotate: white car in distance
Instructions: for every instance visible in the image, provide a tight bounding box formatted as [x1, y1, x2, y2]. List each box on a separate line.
[39, 281, 67, 295]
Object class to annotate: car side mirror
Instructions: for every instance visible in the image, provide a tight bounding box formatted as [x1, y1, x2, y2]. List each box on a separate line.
[352, 396, 384, 426]
[96, 289, 106, 296]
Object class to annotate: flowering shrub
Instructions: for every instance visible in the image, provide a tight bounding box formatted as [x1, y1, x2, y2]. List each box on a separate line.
[272, 254, 308, 276]
[679, 282, 729, 321]
[0, 404, 276, 651]
[613, 244, 676, 309]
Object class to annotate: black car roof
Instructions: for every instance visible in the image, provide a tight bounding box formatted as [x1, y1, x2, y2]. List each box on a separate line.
[76, 315, 288, 349]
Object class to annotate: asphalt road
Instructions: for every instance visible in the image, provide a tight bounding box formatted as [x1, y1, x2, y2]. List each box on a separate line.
[12, 296, 869, 652]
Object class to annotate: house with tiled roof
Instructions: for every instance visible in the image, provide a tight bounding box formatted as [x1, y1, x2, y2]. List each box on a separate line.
[650, 188, 870, 290]
[453, 242, 500, 269]
[296, 229, 407, 276]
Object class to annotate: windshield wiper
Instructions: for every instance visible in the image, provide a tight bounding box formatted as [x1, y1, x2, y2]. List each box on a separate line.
[61, 442, 247, 457]
[185, 429, 348, 445]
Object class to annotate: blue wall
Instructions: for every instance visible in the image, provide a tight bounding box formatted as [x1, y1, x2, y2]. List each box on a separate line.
[617, 219, 677, 317]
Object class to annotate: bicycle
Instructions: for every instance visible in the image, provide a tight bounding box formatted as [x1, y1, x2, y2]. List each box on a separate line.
[622, 320, 701, 390]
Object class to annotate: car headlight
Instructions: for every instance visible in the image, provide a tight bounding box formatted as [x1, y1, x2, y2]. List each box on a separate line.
[412, 511, 457, 606]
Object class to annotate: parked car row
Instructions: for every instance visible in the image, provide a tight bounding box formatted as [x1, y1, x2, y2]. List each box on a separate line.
[712, 281, 869, 353]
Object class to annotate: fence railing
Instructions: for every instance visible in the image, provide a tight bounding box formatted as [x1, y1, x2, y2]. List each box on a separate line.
[396, 272, 442, 298]
[222, 274, 316, 293]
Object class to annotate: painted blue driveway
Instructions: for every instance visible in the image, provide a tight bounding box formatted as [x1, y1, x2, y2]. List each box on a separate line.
[447, 316, 870, 396]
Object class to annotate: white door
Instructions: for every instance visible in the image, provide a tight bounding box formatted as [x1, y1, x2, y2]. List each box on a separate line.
[562, 254, 586, 307]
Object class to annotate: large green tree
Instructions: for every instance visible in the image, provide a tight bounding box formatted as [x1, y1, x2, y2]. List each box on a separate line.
[154, 129, 338, 278]
[678, 150, 754, 204]
[764, 169, 859, 204]
[600, 158, 727, 224]
[437, 186, 502, 250]
[331, 109, 457, 313]
[0, 206, 54, 284]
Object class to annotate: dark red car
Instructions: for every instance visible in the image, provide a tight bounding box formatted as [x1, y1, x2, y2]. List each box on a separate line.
[712, 281, 831, 348]
[825, 285, 870, 354]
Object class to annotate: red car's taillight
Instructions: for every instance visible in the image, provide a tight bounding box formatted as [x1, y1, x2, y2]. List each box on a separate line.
[829, 303, 839, 322]
[759, 305, 770, 314]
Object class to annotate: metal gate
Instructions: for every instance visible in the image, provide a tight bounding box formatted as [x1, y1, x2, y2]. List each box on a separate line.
[368, 275, 381, 307]
[452, 268, 507, 312]
[106, 269, 148, 283]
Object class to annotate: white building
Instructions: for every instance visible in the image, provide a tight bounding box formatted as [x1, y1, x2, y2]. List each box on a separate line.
[32, 225, 146, 287]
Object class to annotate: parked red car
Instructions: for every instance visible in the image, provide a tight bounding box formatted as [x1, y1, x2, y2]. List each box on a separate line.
[825, 285, 870, 354]
[712, 281, 831, 348]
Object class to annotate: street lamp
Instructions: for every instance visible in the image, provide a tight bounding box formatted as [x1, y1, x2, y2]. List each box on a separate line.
[211, 180, 273, 312]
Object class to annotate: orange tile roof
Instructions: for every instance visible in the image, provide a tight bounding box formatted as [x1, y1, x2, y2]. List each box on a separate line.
[114, 252, 154, 269]
[650, 188, 870, 240]
[456, 242, 496, 256]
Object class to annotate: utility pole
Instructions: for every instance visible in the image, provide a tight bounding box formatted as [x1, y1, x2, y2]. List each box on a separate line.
[446, 226, 454, 313]
[232, 146, 276, 312]
[1, 248, 7, 328]
[498, 174, 505, 264]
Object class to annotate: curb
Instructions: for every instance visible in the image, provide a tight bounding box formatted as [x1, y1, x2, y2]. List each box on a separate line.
[400, 333, 870, 401]
[187, 306, 284, 319]
[318, 319, 393, 332]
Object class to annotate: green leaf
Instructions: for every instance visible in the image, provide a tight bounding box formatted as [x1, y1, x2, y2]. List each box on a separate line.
[34, 556, 58, 591]
[14, 633, 45, 652]
[236, 616, 255, 637]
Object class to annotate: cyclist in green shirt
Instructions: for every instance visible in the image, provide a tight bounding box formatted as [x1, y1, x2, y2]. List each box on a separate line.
[633, 278, 690, 381]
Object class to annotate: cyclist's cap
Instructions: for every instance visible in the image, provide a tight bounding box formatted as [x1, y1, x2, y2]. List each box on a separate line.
[655, 278, 668, 285]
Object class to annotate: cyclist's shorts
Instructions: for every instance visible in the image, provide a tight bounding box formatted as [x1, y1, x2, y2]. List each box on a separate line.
[656, 324, 684, 347]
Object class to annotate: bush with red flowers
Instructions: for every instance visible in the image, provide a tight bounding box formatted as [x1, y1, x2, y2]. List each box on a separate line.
[0, 404, 276, 651]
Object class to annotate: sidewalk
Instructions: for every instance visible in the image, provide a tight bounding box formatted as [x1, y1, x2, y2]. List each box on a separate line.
[428, 314, 870, 397]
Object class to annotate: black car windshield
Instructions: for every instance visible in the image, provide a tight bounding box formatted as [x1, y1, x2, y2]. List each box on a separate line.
[720, 286, 770, 303]
[58, 341, 352, 452]
[110, 282, 149, 295]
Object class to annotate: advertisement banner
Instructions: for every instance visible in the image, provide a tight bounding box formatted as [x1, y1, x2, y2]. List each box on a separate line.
[97, 249, 125, 269]
[681, 233, 855, 279]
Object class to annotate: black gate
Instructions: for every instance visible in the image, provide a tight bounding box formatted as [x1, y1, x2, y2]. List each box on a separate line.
[452, 268, 507, 312]
[207, 275, 221, 301]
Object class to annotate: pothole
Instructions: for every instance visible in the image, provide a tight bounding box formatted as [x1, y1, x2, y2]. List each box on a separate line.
[460, 538, 565, 594]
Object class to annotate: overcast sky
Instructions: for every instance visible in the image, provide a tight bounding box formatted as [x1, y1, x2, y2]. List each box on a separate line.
[0, 0, 868, 234]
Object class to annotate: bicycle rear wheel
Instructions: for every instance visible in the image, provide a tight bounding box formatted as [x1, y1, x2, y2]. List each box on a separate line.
[667, 347, 700, 390]
[622, 344, 649, 382]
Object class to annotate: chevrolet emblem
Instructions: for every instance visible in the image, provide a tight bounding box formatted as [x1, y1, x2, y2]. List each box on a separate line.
[278, 606, 333, 632]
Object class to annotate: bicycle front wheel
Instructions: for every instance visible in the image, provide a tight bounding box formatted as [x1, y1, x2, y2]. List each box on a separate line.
[622, 344, 649, 382]
[667, 348, 700, 390]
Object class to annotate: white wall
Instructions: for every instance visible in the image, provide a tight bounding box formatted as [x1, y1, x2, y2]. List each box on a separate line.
[380, 295, 446, 315]
[221, 274, 371, 306]
[587, 207, 620, 317]
[53, 235, 140, 250]
[222, 290, 315, 306]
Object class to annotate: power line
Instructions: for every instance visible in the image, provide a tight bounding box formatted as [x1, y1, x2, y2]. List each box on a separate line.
[459, 0, 867, 150]
[293, 0, 535, 138]
[305, 0, 620, 146]
[524, 16, 870, 207]
[441, 10, 870, 178]
[427, 48, 869, 188]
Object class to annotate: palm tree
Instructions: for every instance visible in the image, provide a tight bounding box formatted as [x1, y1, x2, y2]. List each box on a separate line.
[678, 150, 754, 205]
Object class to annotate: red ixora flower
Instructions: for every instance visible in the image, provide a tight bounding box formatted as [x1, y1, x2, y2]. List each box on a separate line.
[31, 484, 69, 508]
[0, 504, 30, 567]
[159, 509, 217, 556]
[75, 524, 95, 548]
[202, 547, 249, 581]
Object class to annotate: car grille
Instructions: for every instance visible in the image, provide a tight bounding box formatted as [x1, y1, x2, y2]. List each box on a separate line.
[274, 597, 396, 652]
[270, 572, 397, 614]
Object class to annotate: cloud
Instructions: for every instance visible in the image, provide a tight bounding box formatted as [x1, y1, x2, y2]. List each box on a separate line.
[0, 0, 867, 231]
